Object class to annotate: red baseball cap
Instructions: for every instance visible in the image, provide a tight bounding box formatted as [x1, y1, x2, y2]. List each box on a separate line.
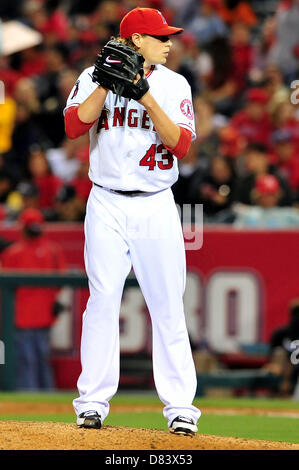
[220, 126, 240, 143]
[246, 88, 269, 105]
[120, 7, 183, 38]
[203, 0, 222, 9]
[180, 32, 197, 47]
[219, 126, 243, 158]
[255, 175, 280, 195]
[19, 208, 44, 227]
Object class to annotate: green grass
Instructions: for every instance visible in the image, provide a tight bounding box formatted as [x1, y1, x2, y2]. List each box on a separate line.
[198, 413, 299, 444]
[0, 410, 298, 444]
[194, 397, 299, 410]
[0, 392, 298, 444]
[112, 394, 299, 411]
[106, 412, 299, 444]
[0, 392, 298, 410]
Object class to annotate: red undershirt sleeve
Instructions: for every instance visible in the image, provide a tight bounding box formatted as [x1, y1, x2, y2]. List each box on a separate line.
[165, 127, 192, 160]
[64, 106, 97, 139]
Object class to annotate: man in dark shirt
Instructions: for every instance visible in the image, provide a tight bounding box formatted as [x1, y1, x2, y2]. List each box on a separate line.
[1, 208, 66, 390]
[234, 142, 294, 207]
[266, 300, 299, 396]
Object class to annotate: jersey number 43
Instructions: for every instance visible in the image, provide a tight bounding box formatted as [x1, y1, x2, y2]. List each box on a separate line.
[139, 144, 174, 170]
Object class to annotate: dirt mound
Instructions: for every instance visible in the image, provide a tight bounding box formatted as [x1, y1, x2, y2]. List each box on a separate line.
[0, 421, 298, 450]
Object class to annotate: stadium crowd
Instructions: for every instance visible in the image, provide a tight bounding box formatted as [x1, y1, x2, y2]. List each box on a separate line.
[0, 0, 299, 227]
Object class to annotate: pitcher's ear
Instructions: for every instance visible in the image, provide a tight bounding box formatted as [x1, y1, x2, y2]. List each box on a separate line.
[131, 33, 143, 48]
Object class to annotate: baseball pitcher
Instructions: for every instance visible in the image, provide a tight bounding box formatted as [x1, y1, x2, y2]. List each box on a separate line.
[64, 7, 201, 436]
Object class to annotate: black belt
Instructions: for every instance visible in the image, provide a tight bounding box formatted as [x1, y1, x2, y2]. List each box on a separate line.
[93, 183, 147, 196]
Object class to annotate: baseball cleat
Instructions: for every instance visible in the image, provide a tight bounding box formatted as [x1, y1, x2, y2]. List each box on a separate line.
[170, 416, 198, 436]
[77, 410, 102, 429]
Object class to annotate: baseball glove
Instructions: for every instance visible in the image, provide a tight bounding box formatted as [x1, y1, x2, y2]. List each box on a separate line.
[92, 40, 149, 103]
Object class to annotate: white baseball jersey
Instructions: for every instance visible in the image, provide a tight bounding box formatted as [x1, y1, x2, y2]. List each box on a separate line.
[64, 64, 196, 192]
[70, 58, 201, 427]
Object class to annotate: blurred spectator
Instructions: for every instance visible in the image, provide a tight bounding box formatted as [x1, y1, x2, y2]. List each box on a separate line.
[191, 96, 222, 170]
[6, 181, 40, 218]
[67, 26, 102, 71]
[90, 0, 125, 40]
[11, 102, 49, 175]
[50, 184, 86, 222]
[0, 0, 298, 224]
[189, 155, 237, 221]
[218, 0, 257, 27]
[0, 204, 12, 251]
[57, 68, 81, 104]
[263, 65, 290, 115]
[230, 22, 253, 96]
[172, 141, 200, 207]
[270, 130, 299, 196]
[14, 77, 41, 116]
[26, 145, 62, 211]
[172, 0, 199, 27]
[19, 46, 47, 78]
[270, 101, 299, 153]
[69, 146, 92, 203]
[230, 88, 272, 147]
[234, 142, 294, 206]
[34, 44, 70, 147]
[12, 77, 50, 169]
[179, 33, 206, 96]
[233, 174, 299, 227]
[250, 16, 276, 82]
[164, 37, 199, 94]
[249, 173, 282, 208]
[23, 0, 71, 46]
[16, 181, 40, 209]
[268, 0, 299, 82]
[46, 137, 89, 183]
[1, 208, 67, 390]
[201, 36, 236, 116]
[0, 170, 15, 204]
[264, 298, 299, 397]
[0, 56, 22, 99]
[0, 89, 17, 154]
[186, 0, 228, 47]
[218, 125, 245, 159]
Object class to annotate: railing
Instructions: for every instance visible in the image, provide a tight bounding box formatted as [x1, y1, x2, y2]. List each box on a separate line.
[0, 272, 138, 390]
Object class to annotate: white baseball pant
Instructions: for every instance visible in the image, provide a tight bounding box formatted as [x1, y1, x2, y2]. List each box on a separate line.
[73, 184, 201, 426]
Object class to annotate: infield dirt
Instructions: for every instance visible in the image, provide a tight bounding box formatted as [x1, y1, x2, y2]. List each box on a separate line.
[0, 420, 298, 450]
[0, 402, 299, 450]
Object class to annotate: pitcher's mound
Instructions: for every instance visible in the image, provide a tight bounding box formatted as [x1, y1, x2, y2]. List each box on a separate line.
[0, 421, 298, 450]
